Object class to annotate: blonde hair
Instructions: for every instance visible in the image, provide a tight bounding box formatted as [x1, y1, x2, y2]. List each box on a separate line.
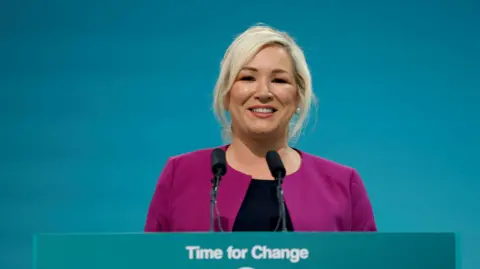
[213, 23, 316, 142]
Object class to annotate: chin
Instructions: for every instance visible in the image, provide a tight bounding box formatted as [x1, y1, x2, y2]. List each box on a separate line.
[247, 126, 278, 136]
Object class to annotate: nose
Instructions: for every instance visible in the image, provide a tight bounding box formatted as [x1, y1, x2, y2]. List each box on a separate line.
[254, 79, 273, 102]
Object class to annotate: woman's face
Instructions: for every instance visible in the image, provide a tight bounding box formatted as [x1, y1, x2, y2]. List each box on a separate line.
[226, 45, 298, 138]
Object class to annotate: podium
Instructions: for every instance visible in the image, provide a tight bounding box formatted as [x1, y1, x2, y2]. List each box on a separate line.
[33, 232, 456, 269]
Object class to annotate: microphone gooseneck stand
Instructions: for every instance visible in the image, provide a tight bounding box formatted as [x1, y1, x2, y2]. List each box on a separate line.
[210, 174, 223, 232]
[275, 176, 288, 232]
[266, 150, 288, 232]
[209, 148, 226, 232]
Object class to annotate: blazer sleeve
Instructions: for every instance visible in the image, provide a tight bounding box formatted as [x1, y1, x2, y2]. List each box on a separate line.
[144, 157, 175, 232]
[350, 169, 377, 231]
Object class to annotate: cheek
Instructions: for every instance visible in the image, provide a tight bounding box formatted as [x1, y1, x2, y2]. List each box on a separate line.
[229, 83, 254, 105]
[274, 86, 298, 105]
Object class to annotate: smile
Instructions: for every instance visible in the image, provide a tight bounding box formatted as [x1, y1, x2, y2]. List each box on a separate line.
[248, 106, 277, 119]
[249, 107, 276, 113]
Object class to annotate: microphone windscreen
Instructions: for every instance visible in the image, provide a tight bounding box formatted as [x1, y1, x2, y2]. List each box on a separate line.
[211, 148, 227, 176]
[266, 151, 286, 179]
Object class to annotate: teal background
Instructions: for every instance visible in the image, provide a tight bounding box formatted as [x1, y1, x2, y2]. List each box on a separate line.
[0, 0, 478, 268]
[34, 233, 456, 269]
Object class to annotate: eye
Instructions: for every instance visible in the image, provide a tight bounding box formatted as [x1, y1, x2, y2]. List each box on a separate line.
[272, 78, 288, 83]
[239, 75, 255, 81]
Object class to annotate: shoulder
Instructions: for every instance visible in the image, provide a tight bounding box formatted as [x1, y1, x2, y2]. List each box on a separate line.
[300, 150, 357, 178]
[298, 150, 367, 191]
[298, 150, 372, 199]
[298, 151, 376, 230]
[161, 146, 222, 176]
[168, 146, 218, 165]
[155, 146, 221, 189]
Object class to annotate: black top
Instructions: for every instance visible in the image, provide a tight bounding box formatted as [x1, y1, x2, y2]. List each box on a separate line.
[232, 179, 294, 232]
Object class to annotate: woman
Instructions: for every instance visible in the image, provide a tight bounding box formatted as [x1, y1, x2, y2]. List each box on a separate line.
[144, 24, 377, 232]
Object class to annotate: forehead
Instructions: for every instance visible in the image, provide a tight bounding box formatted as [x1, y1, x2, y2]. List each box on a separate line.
[243, 45, 293, 71]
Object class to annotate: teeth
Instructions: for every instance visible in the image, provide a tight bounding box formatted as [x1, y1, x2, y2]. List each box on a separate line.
[252, 108, 274, 113]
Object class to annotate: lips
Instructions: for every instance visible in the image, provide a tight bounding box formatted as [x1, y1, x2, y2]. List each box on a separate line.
[248, 106, 278, 113]
[247, 105, 277, 119]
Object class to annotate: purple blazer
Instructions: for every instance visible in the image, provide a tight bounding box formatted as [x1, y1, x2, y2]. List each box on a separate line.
[145, 145, 377, 232]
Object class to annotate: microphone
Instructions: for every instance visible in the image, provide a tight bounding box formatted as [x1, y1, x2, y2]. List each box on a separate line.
[266, 151, 288, 232]
[210, 148, 227, 232]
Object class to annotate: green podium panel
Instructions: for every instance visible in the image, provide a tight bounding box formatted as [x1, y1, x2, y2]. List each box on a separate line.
[33, 232, 455, 269]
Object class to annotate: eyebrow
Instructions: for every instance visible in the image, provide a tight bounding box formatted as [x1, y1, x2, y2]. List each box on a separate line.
[241, 66, 290, 75]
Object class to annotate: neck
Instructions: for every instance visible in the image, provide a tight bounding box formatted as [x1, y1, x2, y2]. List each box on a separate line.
[227, 132, 290, 163]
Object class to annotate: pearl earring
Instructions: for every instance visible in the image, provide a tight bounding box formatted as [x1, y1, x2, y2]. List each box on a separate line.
[296, 107, 300, 114]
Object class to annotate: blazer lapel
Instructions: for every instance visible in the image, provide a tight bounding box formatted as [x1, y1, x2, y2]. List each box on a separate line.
[216, 164, 252, 232]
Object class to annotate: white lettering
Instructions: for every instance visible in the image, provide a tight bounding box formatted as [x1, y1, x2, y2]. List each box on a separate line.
[250, 245, 309, 263]
[185, 246, 223, 260]
[226, 246, 248, 259]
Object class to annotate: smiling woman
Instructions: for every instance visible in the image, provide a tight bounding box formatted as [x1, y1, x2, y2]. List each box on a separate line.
[223, 44, 304, 179]
[228, 45, 298, 142]
[144, 24, 377, 233]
